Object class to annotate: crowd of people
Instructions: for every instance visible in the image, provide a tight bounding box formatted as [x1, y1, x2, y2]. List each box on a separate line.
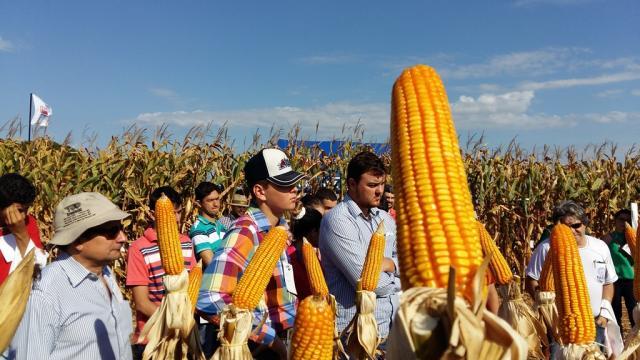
[0, 147, 636, 359]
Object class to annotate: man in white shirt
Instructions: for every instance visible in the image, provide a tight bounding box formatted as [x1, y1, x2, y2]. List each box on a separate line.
[525, 200, 620, 356]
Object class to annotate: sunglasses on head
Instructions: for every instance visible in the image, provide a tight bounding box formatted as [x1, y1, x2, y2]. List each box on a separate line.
[569, 222, 583, 229]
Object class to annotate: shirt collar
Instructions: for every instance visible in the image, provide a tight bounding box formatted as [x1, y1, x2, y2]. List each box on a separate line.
[246, 207, 288, 233]
[344, 194, 379, 220]
[143, 227, 158, 242]
[197, 214, 214, 226]
[0, 234, 36, 263]
[57, 251, 111, 288]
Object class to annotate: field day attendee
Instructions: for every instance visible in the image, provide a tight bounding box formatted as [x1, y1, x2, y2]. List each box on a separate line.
[379, 184, 396, 220]
[126, 186, 196, 360]
[314, 187, 338, 213]
[525, 200, 621, 357]
[602, 208, 636, 331]
[10, 192, 133, 359]
[0, 173, 47, 286]
[218, 189, 249, 230]
[190, 181, 226, 268]
[288, 206, 324, 300]
[197, 148, 303, 360]
[318, 151, 400, 346]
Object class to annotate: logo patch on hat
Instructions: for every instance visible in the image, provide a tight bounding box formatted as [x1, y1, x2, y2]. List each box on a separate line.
[278, 158, 291, 170]
[65, 203, 82, 216]
[63, 203, 95, 227]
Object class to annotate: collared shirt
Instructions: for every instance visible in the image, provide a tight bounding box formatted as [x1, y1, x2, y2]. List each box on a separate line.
[197, 207, 296, 346]
[9, 252, 133, 360]
[189, 215, 227, 258]
[318, 194, 401, 337]
[0, 215, 46, 285]
[218, 214, 238, 231]
[126, 227, 196, 341]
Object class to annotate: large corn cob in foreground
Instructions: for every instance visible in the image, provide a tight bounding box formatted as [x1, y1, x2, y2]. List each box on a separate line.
[551, 224, 595, 345]
[232, 226, 288, 310]
[155, 194, 184, 275]
[626, 223, 637, 260]
[361, 221, 386, 291]
[188, 264, 203, 313]
[477, 221, 513, 285]
[539, 252, 554, 292]
[290, 240, 335, 360]
[390, 64, 483, 298]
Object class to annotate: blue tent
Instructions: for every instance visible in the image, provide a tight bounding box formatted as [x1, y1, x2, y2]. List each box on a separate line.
[276, 139, 389, 155]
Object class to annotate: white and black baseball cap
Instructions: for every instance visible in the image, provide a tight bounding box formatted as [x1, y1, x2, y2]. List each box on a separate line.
[245, 148, 305, 187]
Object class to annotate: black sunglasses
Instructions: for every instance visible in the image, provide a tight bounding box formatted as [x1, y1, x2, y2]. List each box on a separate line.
[84, 222, 124, 239]
[569, 222, 583, 229]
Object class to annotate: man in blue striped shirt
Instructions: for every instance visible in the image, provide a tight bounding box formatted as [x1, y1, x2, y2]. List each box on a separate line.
[319, 151, 400, 343]
[9, 192, 133, 360]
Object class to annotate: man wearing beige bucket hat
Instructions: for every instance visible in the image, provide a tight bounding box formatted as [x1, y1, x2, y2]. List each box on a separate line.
[10, 192, 133, 360]
[218, 189, 250, 230]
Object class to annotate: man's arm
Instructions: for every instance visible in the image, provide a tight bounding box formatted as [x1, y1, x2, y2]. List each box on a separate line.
[199, 249, 214, 268]
[596, 283, 615, 327]
[2, 204, 31, 256]
[11, 290, 58, 358]
[131, 285, 159, 318]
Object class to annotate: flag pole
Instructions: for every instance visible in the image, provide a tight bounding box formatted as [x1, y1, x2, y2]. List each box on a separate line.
[28, 93, 33, 142]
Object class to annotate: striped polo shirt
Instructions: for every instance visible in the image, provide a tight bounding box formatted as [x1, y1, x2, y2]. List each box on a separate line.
[189, 215, 227, 259]
[126, 227, 196, 340]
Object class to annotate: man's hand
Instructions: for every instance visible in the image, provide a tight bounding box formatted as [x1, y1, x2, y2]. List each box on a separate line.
[381, 257, 396, 273]
[2, 203, 30, 254]
[596, 315, 608, 328]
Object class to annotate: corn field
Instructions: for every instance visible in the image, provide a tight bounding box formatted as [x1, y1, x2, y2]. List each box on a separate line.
[1, 125, 639, 293]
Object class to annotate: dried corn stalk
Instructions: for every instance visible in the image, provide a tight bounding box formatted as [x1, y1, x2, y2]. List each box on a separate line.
[0, 250, 35, 353]
[497, 276, 547, 359]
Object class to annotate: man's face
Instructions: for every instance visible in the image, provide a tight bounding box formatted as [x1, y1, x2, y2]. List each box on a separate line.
[199, 190, 221, 218]
[384, 192, 395, 209]
[560, 215, 586, 242]
[231, 205, 248, 217]
[75, 221, 127, 263]
[615, 213, 631, 232]
[321, 199, 337, 213]
[263, 182, 299, 215]
[349, 170, 386, 210]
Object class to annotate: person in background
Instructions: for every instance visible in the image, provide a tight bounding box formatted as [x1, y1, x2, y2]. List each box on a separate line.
[197, 148, 304, 360]
[379, 184, 396, 220]
[218, 189, 250, 230]
[190, 182, 226, 267]
[602, 209, 636, 331]
[315, 187, 338, 213]
[288, 207, 323, 300]
[10, 192, 132, 359]
[0, 173, 48, 286]
[126, 186, 196, 360]
[319, 151, 400, 349]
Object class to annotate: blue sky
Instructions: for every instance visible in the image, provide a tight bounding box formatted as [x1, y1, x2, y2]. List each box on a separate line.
[1, 0, 638, 151]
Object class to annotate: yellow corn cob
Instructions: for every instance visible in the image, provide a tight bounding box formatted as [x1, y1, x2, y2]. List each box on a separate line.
[290, 295, 335, 360]
[539, 252, 554, 292]
[302, 238, 329, 297]
[232, 226, 289, 310]
[634, 224, 640, 300]
[477, 221, 513, 285]
[626, 222, 636, 259]
[155, 193, 184, 275]
[390, 64, 483, 299]
[361, 221, 386, 291]
[551, 224, 594, 344]
[188, 264, 203, 313]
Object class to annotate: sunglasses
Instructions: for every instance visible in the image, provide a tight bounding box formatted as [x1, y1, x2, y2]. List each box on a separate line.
[568, 222, 583, 229]
[85, 222, 124, 239]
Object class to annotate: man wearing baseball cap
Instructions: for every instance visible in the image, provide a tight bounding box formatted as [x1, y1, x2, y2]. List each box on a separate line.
[197, 148, 303, 359]
[10, 192, 133, 360]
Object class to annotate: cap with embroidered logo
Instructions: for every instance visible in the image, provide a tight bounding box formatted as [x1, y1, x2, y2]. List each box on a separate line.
[50, 192, 130, 246]
[244, 148, 305, 187]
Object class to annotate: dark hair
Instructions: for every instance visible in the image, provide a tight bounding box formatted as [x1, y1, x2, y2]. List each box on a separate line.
[384, 184, 393, 194]
[149, 186, 182, 210]
[195, 182, 223, 202]
[301, 194, 321, 207]
[552, 200, 589, 225]
[291, 207, 322, 241]
[346, 151, 386, 183]
[0, 173, 36, 208]
[315, 187, 337, 202]
[614, 209, 632, 220]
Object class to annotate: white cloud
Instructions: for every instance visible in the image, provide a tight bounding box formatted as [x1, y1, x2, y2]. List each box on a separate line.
[149, 87, 178, 99]
[521, 72, 640, 90]
[0, 36, 14, 52]
[133, 102, 390, 139]
[595, 89, 623, 98]
[583, 111, 640, 124]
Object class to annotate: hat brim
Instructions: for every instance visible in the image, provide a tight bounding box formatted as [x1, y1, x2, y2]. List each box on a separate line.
[266, 171, 305, 187]
[229, 202, 249, 207]
[49, 208, 130, 246]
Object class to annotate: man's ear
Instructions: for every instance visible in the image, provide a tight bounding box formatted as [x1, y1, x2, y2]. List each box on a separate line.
[195, 200, 202, 209]
[347, 178, 356, 191]
[150, 209, 156, 222]
[253, 183, 268, 202]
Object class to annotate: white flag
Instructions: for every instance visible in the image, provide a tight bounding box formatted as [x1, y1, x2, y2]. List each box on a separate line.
[30, 94, 52, 127]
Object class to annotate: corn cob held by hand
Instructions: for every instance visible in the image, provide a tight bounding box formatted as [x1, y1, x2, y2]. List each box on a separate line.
[477, 221, 513, 285]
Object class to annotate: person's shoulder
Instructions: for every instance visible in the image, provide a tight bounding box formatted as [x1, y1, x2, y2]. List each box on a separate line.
[32, 261, 66, 294]
[586, 235, 610, 253]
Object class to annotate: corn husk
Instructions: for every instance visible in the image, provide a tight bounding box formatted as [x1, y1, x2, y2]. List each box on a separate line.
[497, 278, 547, 359]
[139, 269, 204, 360]
[211, 305, 253, 360]
[0, 249, 35, 353]
[618, 303, 640, 359]
[387, 264, 528, 360]
[553, 343, 605, 360]
[343, 281, 380, 359]
[534, 290, 561, 351]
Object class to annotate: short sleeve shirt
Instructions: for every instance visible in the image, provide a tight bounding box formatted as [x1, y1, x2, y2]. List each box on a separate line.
[189, 215, 226, 258]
